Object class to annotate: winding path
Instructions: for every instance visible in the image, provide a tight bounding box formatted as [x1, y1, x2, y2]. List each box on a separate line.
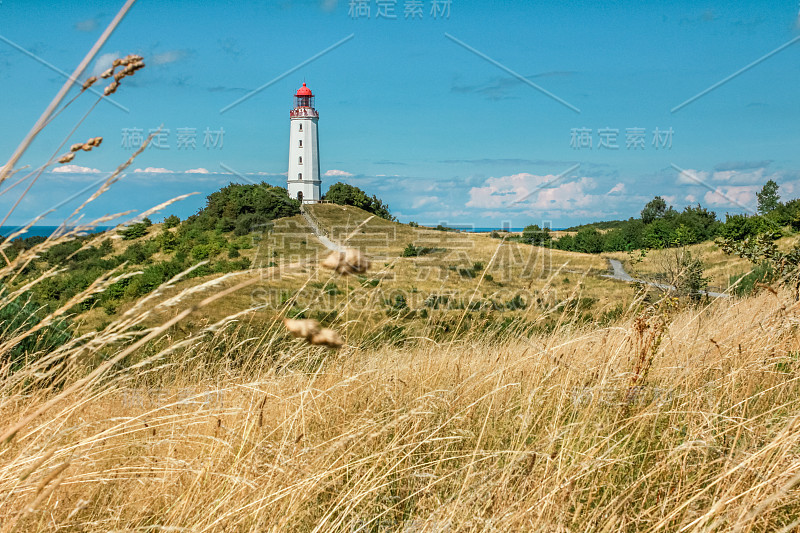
[603, 259, 730, 299]
[300, 207, 346, 253]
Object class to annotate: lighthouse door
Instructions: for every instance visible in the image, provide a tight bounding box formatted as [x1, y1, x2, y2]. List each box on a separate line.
[297, 191, 303, 203]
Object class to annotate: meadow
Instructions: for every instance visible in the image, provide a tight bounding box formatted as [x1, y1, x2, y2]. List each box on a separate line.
[2, 269, 800, 531]
[3, 11, 800, 531]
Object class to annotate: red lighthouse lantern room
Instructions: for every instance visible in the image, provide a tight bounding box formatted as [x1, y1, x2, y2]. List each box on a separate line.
[294, 82, 314, 108]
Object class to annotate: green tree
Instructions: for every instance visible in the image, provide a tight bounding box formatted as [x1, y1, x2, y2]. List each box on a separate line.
[573, 228, 604, 253]
[119, 221, 150, 240]
[757, 179, 780, 214]
[163, 215, 181, 228]
[323, 182, 394, 221]
[521, 224, 552, 246]
[641, 196, 668, 224]
[674, 204, 718, 242]
[671, 224, 698, 247]
[185, 182, 300, 235]
[644, 219, 672, 249]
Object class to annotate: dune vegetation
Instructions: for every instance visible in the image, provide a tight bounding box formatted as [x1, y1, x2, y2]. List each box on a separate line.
[4, 8, 800, 532]
[2, 269, 800, 531]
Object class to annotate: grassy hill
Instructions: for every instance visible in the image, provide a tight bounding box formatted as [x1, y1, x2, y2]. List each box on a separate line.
[6, 204, 800, 532]
[55, 202, 782, 342]
[115, 203, 642, 342]
[20, 199, 779, 345]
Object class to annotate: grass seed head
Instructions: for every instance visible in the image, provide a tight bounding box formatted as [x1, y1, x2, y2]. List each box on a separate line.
[58, 153, 75, 164]
[310, 328, 344, 349]
[283, 318, 321, 339]
[81, 76, 98, 91]
[104, 81, 119, 96]
[321, 248, 370, 275]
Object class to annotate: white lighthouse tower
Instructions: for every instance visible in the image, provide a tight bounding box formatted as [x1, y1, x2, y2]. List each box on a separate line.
[287, 82, 321, 204]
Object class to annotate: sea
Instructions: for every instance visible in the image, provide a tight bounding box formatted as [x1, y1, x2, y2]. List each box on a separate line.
[1, 225, 560, 239]
[447, 227, 566, 233]
[1, 226, 113, 240]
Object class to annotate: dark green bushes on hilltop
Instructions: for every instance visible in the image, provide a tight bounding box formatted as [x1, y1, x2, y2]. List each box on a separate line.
[543, 199, 723, 253]
[4, 183, 300, 318]
[522, 181, 800, 254]
[323, 182, 395, 221]
[185, 182, 300, 235]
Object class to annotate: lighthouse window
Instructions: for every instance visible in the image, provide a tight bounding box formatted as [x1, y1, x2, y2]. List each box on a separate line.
[299, 124, 303, 132]
[298, 156, 303, 165]
[298, 140, 302, 148]
[298, 173, 302, 180]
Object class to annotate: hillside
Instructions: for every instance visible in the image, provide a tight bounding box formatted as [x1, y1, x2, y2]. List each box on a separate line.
[50, 201, 778, 342]
[5, 267, 800, 531]
[114, 203, 646, 341]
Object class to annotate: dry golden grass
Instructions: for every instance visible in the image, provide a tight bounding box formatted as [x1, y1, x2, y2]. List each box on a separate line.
[99, 205, 629, 338]
[2, 287, 800, 531]
[605, 234, 800, 291]
[5, 24, 799, 531]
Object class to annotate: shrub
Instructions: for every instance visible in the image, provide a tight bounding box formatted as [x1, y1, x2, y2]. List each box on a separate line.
[323, 182, 394, 221]
[163, 214, 180, 228]
[120, 221, 150, 240]
[191, 244, 213, 261]
[730, 263, 775, 296]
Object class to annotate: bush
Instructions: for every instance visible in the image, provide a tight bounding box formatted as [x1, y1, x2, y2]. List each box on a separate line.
[191, 244, 213, 261]
[187, 182, 300, 234]
[0, 293, 72, 371]
[521, 224, 552, 246]
[573, 228, 604, 253]
[323, 182, 394, 221]
[730, 263, 775, 296]
[506, 294, 527, 310]
[401, 243, 440, 257]
[120, 219, 152, 240]
[158, 228, 179, 252]
[163, 214, 180, 228]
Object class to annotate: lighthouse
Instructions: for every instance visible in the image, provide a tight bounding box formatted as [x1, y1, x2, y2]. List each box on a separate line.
[287, 83, 321, 204]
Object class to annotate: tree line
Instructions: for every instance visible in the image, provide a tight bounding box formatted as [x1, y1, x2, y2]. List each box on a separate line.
[517, 180, 800, 254]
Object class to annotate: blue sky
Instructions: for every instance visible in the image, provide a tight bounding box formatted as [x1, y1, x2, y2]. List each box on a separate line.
[1, 0, 799, 229]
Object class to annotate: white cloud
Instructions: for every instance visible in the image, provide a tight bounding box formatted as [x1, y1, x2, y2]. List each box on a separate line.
[74, 17, 99, 32]
[685, 194, 697, 203]
[703, 185, 759, 208]
[677, 166, 773, 186]
[711, 168, 768, 184]
[185, 168, 210, 174]
[466, 172, 598, 212]
[675, 168, 709, 185]
[152, 49, 190, 65]
[411, 196, 438, 209]
[91, 51, 119, 78]
[324, 169, 354, 177]
[134, 167, 173, 174]
[607, 182, 625, 195]
[52, 164, 101, 174]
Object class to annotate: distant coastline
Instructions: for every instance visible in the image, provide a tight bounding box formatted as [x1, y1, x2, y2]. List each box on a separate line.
[440, 227, 566, 233]
[1, 225, 565, 239]
[0, 226, 113, 239]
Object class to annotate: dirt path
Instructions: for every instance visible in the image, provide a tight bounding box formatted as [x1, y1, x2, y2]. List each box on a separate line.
[301, 207, 346, 253]
[603, 258, 730, 299]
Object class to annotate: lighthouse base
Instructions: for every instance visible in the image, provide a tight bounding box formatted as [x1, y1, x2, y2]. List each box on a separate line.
[288, 179, 321, 204]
